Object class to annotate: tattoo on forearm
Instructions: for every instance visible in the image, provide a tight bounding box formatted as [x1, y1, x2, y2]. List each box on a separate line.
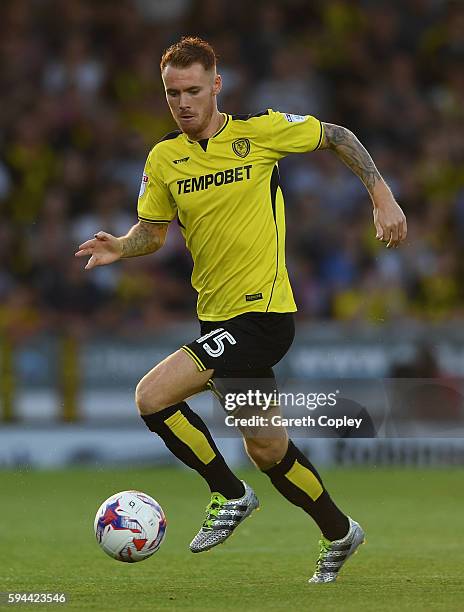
[121, 222, 166, 257]
[323, 123, 381, 193]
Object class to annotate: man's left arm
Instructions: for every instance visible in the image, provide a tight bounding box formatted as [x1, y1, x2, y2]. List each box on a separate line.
[319, 123, 407, 248]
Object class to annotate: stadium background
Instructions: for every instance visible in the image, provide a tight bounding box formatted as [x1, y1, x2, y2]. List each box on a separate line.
[1, 0, 463, 464]
[2, 1, 464, 610]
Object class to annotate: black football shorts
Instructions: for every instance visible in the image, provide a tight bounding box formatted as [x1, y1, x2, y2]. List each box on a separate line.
[181, 312, 295, 411]
[182, 311, 295, 376]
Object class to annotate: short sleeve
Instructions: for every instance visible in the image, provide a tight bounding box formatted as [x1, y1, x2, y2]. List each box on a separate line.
[137, 150, 176, 223]
[269, 109, 323, 158]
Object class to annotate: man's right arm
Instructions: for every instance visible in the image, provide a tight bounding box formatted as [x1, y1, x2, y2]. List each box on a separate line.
[119, 221, 168, 258]
[75, 221, 168, 270]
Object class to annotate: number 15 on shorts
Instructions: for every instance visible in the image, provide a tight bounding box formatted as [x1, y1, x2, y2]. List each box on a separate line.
[196, 328, 237, 357]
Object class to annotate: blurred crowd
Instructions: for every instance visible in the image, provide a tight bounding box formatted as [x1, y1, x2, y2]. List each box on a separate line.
[1, 0, 464, 340]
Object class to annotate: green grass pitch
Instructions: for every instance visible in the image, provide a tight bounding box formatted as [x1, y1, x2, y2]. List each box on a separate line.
[3, 466, 463, 611]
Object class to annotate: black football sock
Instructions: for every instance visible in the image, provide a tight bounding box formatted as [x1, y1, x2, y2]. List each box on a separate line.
[141, 402, 244, 500]
[263, 440, 349, 541]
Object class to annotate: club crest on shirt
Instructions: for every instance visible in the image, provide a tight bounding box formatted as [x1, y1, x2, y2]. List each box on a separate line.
[232, 138, 251, 158]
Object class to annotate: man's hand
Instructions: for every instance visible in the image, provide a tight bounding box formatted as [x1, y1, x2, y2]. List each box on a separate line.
[75, 231, 122, 270]
[372, 190, 407, 249]
[75, 222, 168, 269]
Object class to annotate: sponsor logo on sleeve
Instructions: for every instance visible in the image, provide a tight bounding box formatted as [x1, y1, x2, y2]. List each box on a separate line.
[284, 113, 307, 123]
[138, 173, 148, 198]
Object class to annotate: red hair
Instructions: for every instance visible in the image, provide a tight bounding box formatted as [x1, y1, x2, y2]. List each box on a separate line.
[160, 36, 217, 72]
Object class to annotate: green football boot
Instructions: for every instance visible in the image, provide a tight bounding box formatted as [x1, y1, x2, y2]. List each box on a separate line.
[309, 517, 365, 583]
[190, 481, 259, 553]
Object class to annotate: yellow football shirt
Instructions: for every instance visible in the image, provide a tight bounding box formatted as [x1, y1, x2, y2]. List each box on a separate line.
[138, 109, 323, 321]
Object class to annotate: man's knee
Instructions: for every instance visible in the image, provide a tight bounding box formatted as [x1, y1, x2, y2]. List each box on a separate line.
[136, 350, 212, 416]
[245, 437, 288, 470]
[135, 375, 165, 416]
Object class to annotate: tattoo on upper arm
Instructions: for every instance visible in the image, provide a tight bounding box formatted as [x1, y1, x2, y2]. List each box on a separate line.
[121, 222, 167, 257]
[322, 123, 381, 193]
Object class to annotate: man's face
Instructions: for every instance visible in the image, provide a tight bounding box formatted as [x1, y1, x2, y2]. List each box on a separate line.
[162, 62, 222, 139]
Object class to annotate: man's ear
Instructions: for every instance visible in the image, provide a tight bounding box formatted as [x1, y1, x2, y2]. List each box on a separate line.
[213, 74, 222, 96]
